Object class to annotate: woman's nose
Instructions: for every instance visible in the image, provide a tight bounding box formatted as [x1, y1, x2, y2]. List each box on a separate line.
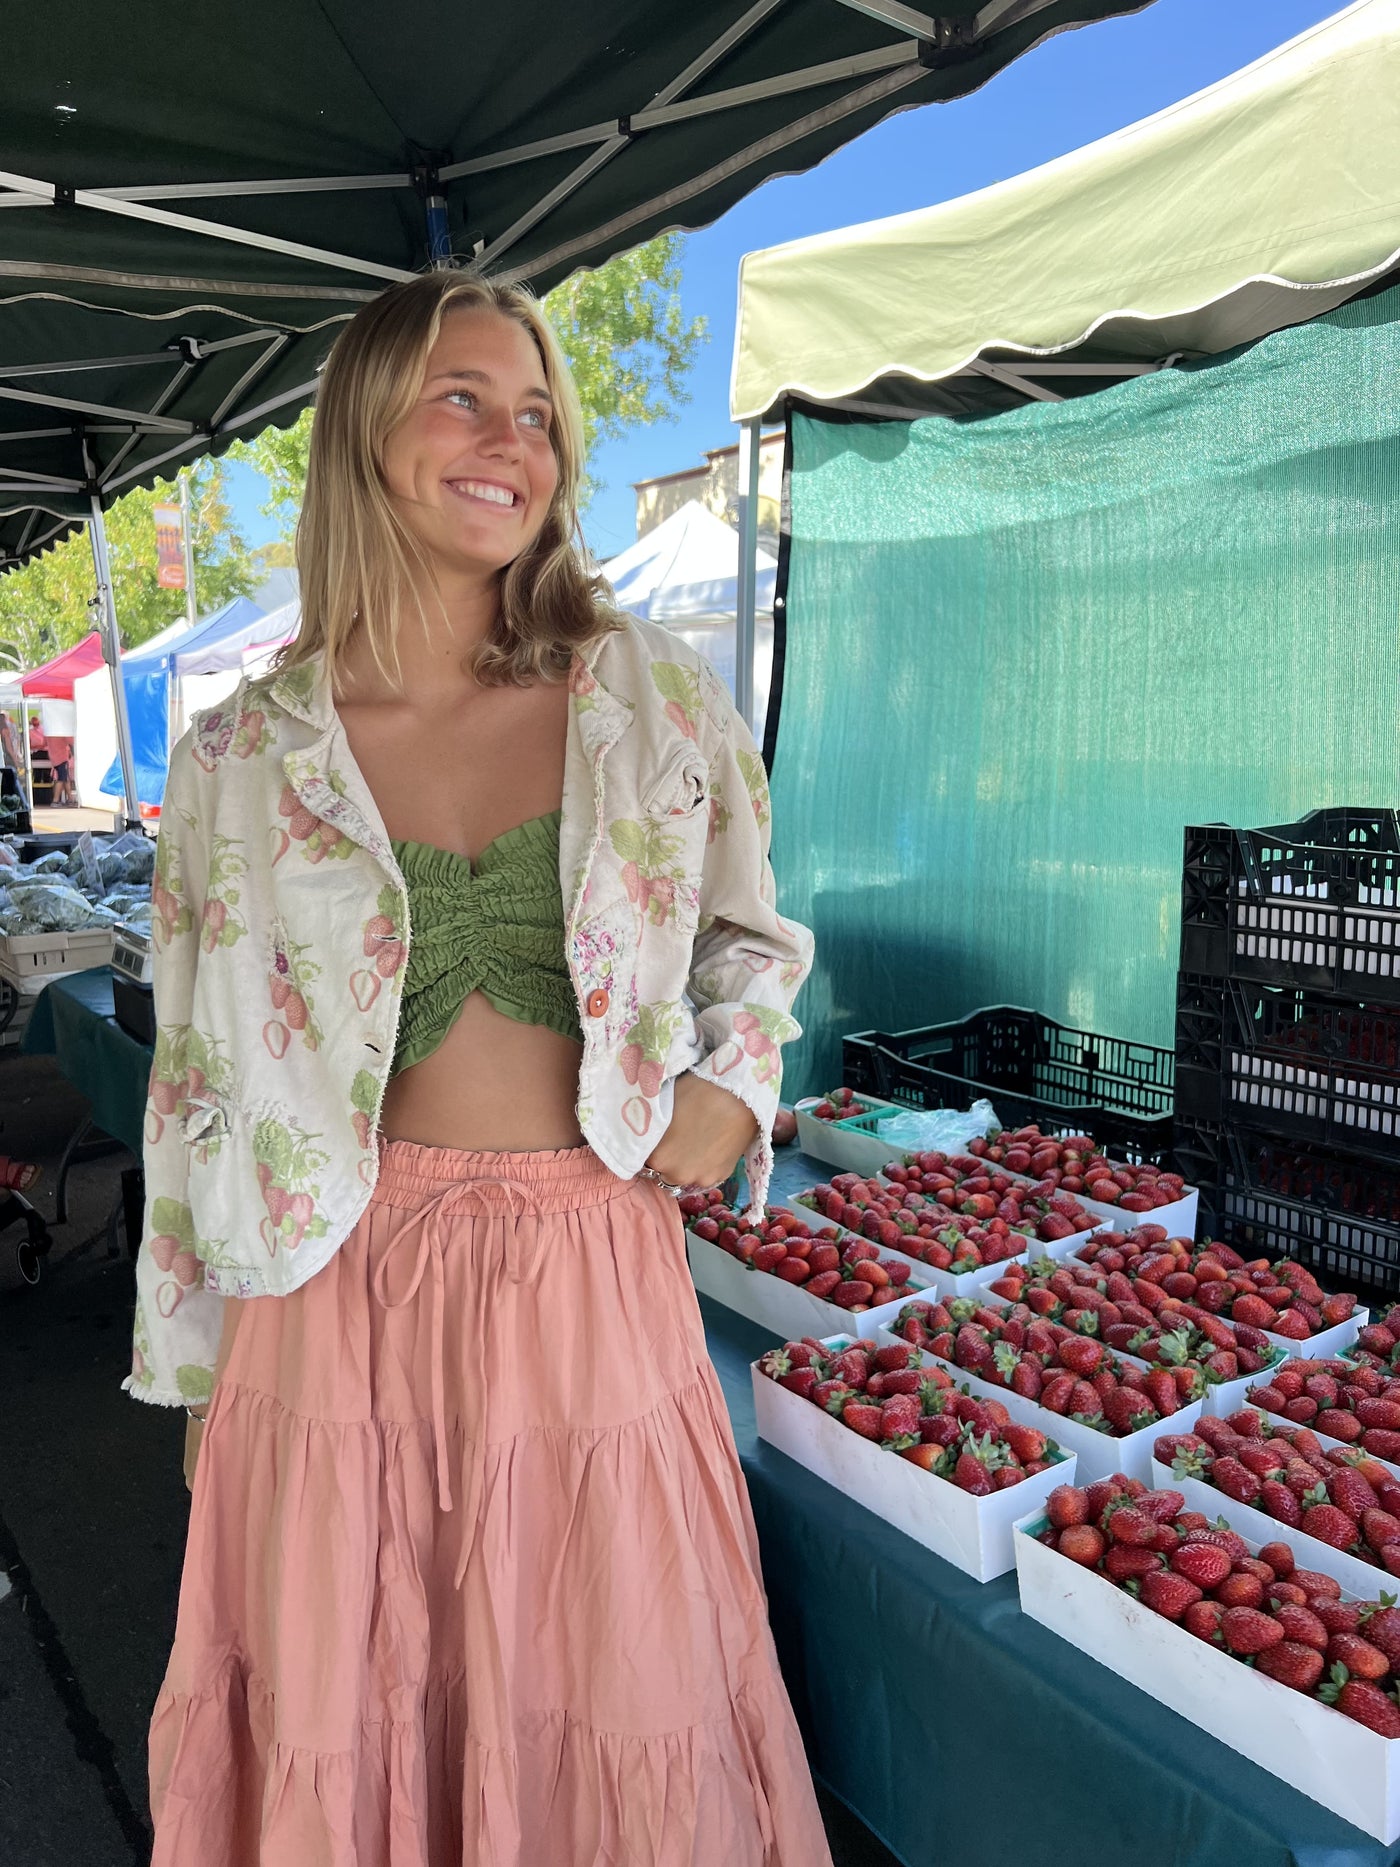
[478, 401, 521, 454]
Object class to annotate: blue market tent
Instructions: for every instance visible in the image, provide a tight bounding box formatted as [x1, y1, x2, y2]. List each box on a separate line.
[98, 596, 265, 805]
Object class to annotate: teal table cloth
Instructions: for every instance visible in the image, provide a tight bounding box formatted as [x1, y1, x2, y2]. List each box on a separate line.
[21, 966, 152, 1157]
[707, 1151, 1400, 1867]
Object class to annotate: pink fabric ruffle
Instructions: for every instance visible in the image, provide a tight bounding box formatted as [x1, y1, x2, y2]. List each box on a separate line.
[148, 1140, 830, 1866]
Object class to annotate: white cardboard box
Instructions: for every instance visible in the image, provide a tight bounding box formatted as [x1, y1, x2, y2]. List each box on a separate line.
[793, 1096, 906, 1177]
[869, 1320, 1202, 1484]
[1073, 1184, 1199, 1239]
[686, 1230, 924, 1340]
[1013, 1508, 1400, 1843]
[1150, 1462, 1395, 1600]
[752, 1348, 1075, 1582]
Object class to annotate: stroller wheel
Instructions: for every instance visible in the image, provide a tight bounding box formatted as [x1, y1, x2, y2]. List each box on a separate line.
[16, 1238, 41, 1285]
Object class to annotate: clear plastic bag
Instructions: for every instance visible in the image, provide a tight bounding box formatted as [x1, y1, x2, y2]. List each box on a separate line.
[874, 1098, 1001, 1153]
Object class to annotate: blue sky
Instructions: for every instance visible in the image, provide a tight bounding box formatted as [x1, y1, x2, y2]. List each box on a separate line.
[226, 0, 1346, 564]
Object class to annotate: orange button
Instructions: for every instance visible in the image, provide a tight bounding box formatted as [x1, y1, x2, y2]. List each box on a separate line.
[585, 988, 610, 1018]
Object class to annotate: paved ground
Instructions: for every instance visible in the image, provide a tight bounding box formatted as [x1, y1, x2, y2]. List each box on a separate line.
[0, 1050, 900, 1867]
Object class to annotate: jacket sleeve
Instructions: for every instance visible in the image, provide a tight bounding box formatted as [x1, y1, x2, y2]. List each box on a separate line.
[684, 664, 814, 1218]
[121, 736, 225, 1407]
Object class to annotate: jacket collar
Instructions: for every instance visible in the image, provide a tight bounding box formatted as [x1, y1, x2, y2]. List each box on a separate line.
[266, 627, 629, 741]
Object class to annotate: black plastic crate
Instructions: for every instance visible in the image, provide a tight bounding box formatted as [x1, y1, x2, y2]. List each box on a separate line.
[843, 1005, 1175, 1165]
[1176, 971, 1400, 1156]
[1174, 1116, 1400, 1300]
[1181, 809, 1400, 1000]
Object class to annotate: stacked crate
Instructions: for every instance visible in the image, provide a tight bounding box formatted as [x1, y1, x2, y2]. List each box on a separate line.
[1174, 808, 1400, 1299]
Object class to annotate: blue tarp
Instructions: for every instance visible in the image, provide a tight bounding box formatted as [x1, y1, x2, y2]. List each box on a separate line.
[101, 595, 264, 805]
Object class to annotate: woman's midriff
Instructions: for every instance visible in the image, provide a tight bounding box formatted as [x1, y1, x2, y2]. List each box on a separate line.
[378, 989, 586, 1152]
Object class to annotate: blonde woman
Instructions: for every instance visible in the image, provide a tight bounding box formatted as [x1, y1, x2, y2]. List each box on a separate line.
[126, 270, 829, 1865]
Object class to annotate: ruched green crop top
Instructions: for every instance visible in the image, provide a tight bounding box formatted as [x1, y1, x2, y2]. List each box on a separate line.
[388, 809, 582, 1076]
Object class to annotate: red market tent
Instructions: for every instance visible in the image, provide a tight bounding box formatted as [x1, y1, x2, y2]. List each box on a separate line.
[20, 633, 104, 699]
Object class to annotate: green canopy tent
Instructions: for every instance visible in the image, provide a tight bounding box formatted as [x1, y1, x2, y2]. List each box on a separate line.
[720, 0, 1400, 1082]
[726, 0, 1400, 727]
[0, 0, 1150, 820]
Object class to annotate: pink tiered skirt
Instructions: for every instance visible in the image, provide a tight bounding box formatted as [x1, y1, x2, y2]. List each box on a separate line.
[148, 1139, 831, 1866]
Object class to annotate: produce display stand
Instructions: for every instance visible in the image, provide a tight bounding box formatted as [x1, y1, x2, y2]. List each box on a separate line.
[709, 1145, 1400, 1865]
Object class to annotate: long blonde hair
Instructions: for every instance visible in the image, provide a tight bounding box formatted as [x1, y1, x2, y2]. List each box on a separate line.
[285, 270, 623, 689]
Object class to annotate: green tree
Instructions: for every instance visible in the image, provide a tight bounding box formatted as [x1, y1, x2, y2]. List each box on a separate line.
[230, 233, 707, 532]
[0, 462, 257, 668]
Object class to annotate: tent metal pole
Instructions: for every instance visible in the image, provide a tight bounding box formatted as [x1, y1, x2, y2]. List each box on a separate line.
[734, 418, 761, 736]
[88, 495, 142, 828]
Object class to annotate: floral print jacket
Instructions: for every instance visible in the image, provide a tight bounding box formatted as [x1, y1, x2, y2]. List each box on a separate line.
[123, 613, 814, 1407]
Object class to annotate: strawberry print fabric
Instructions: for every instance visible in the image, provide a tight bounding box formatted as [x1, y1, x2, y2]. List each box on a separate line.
[125, 615, 814, 1407]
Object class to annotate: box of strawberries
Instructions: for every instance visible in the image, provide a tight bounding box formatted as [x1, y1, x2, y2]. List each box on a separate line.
[753, 1334, 1075, 1581]
[1015, 1477, 1400, 1841]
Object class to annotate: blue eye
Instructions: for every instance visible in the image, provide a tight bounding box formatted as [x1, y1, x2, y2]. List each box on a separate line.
[446, 389, 476, 410]
[520, 408, 549, 430]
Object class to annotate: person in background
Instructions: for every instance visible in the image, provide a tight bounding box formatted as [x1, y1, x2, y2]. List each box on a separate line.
[46, 734, 74, 805]
[27, 716, 52, 803]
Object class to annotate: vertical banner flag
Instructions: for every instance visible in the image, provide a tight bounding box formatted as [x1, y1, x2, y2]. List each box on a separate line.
[154, 503, 186, 589]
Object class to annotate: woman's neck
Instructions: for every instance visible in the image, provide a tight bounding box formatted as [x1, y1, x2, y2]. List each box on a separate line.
[340, 568, 501, 707]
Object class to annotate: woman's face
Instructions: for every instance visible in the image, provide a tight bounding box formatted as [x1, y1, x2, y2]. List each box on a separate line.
[381, 306, 561, 588]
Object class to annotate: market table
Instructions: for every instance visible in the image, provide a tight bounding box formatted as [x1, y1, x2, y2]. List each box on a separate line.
[708, 1151, 1400, 1867]
[21, 965, 151, 1222]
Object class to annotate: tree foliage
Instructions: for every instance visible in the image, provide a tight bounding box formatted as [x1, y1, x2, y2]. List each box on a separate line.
[0, 463, 257, 668]
[231, 233, 707, 530]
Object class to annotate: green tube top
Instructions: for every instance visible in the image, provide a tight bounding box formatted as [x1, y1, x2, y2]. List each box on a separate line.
[389, 809, 582, 1076]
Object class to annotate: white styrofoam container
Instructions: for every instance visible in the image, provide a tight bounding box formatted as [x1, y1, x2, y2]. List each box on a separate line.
[869, 1321, 1202, 1484]
[778, 1194, 1049, 1301]
[1246, 1388, 1400, 1486]
[1072, 1184, 1199, 1239]
[1013, 1509, 1400, 1843]
[0, 925, 115, 986]
[793, 1096, 906, 1177]
[974, 1285, 1281, 1418]
[686, 1230, 925, 1340]
[753, 1348, 1075, 1582]
[1150, 1462, 1395, 1600]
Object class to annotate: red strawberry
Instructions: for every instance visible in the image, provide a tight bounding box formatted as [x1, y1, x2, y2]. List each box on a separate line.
[1259, 1540, 1295, 1578]
[879, 1396, 922, 1442]
[1363, 1428, 1400, 1462]
[1260, 1481, 1303, 1528]
[1301, 1503, 1360, 1551]
[1271, 1602, 1329, 1651]
[841, 1401, 884, 1440]
[1104, 1503, 1159, 1547]
[1327, 1680, 1400, 1737]
[1057, 1524, 1106, 1566]
[1212, 1457, 1262, 1506]
[776, 1368, 819, 1399]
[1002, 1423, 1047, 1465]
[1255, 1641, 1326, 1693]
[1182, 1598, 1226, 1643]
[1138, 1488, 1186, 1523]
[1327, 1631, 1391, 1680]
[1138, 1570, 1202, 1620]
[1047, 1485, 1090, 1528]
[1327, 1467, 1380, 1522]
[1220, 1607, 1286, 1654]
[1215, 1572, 1266, 1609]
[953, 1452, 995, 1496]
[1293, 1568, 1343, 1600]
[1171, 1543, 1233, 1590]
[752, 1241, 787, 1273]
[1103, 1544, 1165, 1581]
[1310, 1598, 1364, 1634]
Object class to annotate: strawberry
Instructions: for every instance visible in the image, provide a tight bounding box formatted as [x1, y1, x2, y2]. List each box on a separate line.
[953, 1452, 995, 1496]
[1327, 1678, 1400, 1736]
[1255, 1641, 1326, 1693]
[879, 1395, 922, 1443]
[1259, 1540, 1295, 1578]
[1104, 1544, 1164, 1581]
[1327, 1631, 1391, 1680]
[1104, 1503, 1159, 1547]
[1171, 1543, 1233, 1589]
[1085, 1476, 1131, 1517]
[1363, 1428, 1400, 1462]
[1293, 1567, 1343, 1600]
[1301, 1502, 1360, 1551]
[827, 1348, 871, 1388]
[1260, 1481, 1303, 1528]
[1271, 1601, 1330, 1651]
[776, 1368, 819, 1399]
[1220, 1606, 1286, 1654]
[1138, 1487, 1186, 1522]
[1002, 1423, 1047, 1465]
[873, 1343, 912, 1372]
[752, 1241, 787, 1273]
[1316, 1409, 1362, 1442]
[1182, 1598, 1226, 1643]
[1215, 1572, 1266, 1610]
[841, 1401, 884, 1440]
[1137, 1570, 1202, 1620]
[1057, 1524, 1106, 1566]
[1212, 1457, 1262, 1506]
[1310, 1599, 1364, 1634]
[1183, 1525, 1250, 1560]
[1326, 1466, 1379, 1522]
[1357, 1397, 1400, 1431]
[1046, 1484, 1094, 1531]
[813, 1379, 855, 1414]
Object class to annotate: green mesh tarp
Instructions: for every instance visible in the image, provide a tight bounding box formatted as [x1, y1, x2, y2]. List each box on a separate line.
[769, 281, 1400, 1096]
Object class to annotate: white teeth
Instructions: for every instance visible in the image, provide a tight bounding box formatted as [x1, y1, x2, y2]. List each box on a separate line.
[456, 480, 516, 507]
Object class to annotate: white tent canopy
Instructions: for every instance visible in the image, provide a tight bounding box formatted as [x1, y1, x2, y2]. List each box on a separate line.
[730, 0, 1400, 421]
[602, 501, 777, 621]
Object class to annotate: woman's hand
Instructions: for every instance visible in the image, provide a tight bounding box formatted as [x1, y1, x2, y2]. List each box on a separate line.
[645, 1073, 758, 1192]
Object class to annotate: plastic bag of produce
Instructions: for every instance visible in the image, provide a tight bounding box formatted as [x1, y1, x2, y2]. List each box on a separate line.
[874, 1098, 1001, 1152]
[7, 882, 107, 930]
[29, 851, 69, 876]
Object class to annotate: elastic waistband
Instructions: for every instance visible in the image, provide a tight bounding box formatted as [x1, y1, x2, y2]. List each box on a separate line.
[370, 1138, 629, 1214]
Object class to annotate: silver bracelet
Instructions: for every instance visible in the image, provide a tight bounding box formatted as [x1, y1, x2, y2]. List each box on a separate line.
[638, 1165, 689, 1198]
[185, 1404, 208, 1422]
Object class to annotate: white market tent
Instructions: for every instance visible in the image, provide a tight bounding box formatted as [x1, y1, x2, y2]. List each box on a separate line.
[602, 501, 779, 729]
[723, 0, 1400, 720]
